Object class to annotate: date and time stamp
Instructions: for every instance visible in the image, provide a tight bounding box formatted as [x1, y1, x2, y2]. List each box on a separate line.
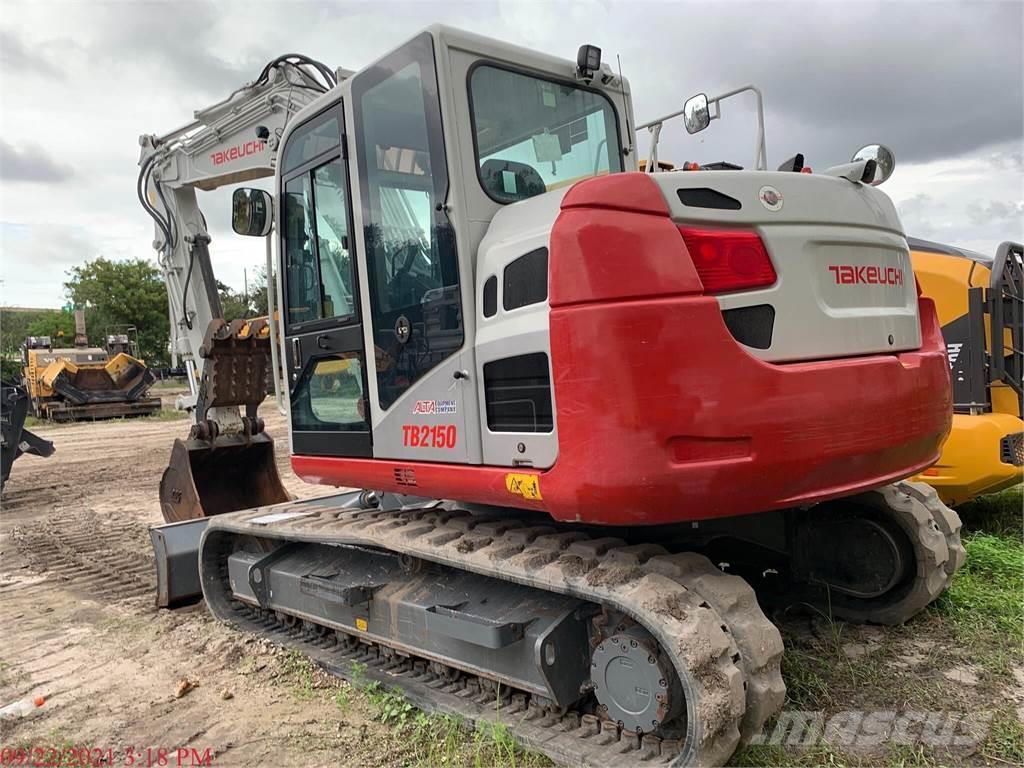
[0, 746, 214, 767]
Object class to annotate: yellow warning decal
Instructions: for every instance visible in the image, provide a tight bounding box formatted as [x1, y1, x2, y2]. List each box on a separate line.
[505, 473, 542, 501]
[355, 617, 368, 632]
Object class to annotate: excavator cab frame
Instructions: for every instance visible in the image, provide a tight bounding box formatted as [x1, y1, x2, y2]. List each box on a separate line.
[264, 28, 635, 476]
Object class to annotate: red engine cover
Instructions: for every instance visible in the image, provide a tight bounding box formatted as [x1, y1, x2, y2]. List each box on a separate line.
[293, 173, 952, 526]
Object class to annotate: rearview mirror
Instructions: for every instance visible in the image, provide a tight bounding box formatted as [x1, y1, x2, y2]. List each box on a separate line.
[231, 188, 274, 237]
[683, 93, 710, 135]
[851, 144, 896, 186]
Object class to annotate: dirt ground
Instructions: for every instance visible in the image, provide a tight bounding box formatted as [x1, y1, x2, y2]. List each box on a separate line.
[0, 396, 412, 767]
[1, 393, 1021, 768]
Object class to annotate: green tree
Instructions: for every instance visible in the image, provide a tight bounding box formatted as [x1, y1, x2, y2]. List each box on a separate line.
[26, 309, 76, 343]
[64, 257, 169, 366]
[217, 280, 254, 321]
[249, 266, 269, 317]
[1, 309, 47, 357]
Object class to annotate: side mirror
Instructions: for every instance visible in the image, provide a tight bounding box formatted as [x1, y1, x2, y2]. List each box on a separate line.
[232, 188, 274, 237]
[683, 93, 711, 135]
[851, 144, 896, 186]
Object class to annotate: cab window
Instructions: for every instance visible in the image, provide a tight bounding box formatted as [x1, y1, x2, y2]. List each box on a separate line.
[280, 106, 357, 330]
[469, 65, 622, 203]
[352, 33, 463, 410]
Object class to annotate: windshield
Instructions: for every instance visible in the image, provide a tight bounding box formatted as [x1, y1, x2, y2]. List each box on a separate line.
[470, 65, 622, 203]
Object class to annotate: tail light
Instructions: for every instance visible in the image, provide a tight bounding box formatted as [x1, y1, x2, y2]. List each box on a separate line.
[678, 227, 777, 294]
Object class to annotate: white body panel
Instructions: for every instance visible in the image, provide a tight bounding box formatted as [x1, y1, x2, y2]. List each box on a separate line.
[650, 171, 919, 360]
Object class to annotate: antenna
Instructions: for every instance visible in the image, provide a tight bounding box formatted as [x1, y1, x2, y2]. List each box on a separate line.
[616, 54, 633, 156]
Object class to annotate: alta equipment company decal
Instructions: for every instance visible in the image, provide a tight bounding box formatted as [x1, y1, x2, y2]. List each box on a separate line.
[412, 399, 456, 415]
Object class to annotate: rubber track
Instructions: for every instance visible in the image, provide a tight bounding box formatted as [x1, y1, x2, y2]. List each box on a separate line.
[830, 481, 963, 625]
[201, 503, 785, 766]
[897, 480, 966, 576]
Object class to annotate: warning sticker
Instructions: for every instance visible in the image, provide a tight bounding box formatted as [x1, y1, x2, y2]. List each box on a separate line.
[505, 473, 542, 501]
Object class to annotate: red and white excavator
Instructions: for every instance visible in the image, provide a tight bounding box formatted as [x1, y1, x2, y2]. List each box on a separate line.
[142, 27, 961, 766]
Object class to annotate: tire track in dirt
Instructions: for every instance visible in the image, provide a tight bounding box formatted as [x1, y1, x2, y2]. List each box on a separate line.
[9, 511, 156, 600]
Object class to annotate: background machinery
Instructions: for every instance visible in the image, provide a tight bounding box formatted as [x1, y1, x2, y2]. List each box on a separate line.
[20, 309, 160, 422]
[0, 380, 54, 490]
[908, 238, 1023, 503]
[147, 28, 964, 766]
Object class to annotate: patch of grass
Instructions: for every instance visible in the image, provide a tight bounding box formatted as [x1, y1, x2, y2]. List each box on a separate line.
[957, 484, 1023, 539]
[978, 707, 1024, 766]
[280, 648, 316, 700]
[933, 530, 1024, 646]
[349, 660, 367, 685]
[404, 711, 548, 768]
[408, 712, 470, 767]
[364, 681, 415, 727]
[347, 669, 546, 767]
[151, 378, 188, 390]
[332, 684, 351, 713]
[730, 741, 852, 767]
[781, 645, 837, 710]
[884, 744, 938, 767]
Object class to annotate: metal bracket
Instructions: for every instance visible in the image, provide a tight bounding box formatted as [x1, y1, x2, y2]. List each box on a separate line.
[425, 604, 525, 649]
[248, 543, 300, 608]
[299, 573, 378, 606]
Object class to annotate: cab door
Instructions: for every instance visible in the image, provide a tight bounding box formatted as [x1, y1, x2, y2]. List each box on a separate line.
[280, 103, 371, 458]
[349, 32, 475, 465]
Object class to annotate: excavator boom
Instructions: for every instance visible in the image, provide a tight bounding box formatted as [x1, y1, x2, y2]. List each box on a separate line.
[139, 56, 339, 524]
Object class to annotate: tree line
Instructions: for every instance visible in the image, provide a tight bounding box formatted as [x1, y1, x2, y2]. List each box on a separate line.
[2, 257, 268, 379]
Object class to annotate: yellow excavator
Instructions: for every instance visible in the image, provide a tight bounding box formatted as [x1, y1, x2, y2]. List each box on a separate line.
[908, 238, 1023, 504]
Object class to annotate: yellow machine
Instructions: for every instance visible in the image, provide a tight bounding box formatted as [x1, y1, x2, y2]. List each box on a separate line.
[909, 238, 1023, 504]
[21, 312, 161, 422]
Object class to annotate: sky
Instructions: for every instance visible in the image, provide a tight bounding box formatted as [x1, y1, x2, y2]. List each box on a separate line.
[1, 0, 1022, 308]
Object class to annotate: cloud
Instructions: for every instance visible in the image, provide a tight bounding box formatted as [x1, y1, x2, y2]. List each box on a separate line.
[0, 27, 63, 78]
[0, 221, 102, 307]
[966, 199, 1024, 227]
[0, 0, 1021, 307]
[886, 140, 1024, 253]
[0, 140, 74, 183]
[84, 2, 258, 96]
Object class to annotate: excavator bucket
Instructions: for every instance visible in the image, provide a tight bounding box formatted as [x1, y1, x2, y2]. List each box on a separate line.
[159, 433, 290, 522]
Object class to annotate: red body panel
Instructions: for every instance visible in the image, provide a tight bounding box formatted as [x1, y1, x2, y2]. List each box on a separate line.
[293, 174, 952, 526]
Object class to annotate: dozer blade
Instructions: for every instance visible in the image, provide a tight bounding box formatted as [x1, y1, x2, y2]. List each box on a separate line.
[159, 433, 290, 523]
